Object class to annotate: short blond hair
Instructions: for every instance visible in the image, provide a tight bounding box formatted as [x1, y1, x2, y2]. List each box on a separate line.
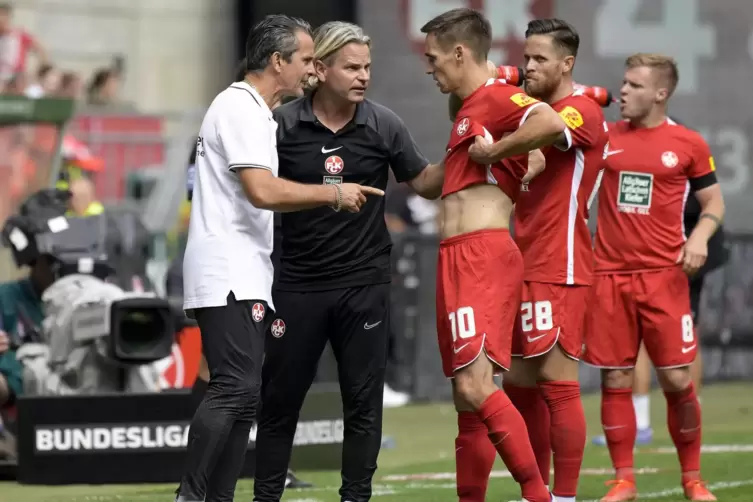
[625, 53, 679, 96]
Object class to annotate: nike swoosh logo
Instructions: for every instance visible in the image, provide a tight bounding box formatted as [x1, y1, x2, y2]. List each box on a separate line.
[527, 334, 547, 343]
[604, 149, 624, 157]
[322, 146, 343, 154]
[603, 425, 626, 431]
[454, 342, 470, 354]
[364, 321, 382, 330]
[682, 344, 697, 354]
[679, 427, 700, 434]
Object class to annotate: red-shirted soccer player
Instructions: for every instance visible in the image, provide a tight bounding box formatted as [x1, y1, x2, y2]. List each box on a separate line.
[584, 54, 724, 502]
[421, 8, 567, 502]
[469, 19, 608, 501]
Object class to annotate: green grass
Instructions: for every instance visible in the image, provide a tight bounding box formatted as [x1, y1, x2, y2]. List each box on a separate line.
[3, 382, 753, 501]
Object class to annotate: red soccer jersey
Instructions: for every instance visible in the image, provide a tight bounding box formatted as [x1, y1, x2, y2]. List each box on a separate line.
[594, 119, 716, 272]
[442, 79, 543, 201]
[514, 93, 608, 285]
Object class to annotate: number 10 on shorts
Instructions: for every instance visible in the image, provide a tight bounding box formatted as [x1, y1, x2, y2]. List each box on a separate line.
[449, 306, 476, 342]
[520, 300, 553, 332]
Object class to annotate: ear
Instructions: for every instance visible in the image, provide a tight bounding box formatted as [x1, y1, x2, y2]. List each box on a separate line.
[270, 52, 283, 73]
[454, 44, 464, 62]
[562, 55, 575, 74]
[655, 87, 669, 103]
[314, 59, 328, 82]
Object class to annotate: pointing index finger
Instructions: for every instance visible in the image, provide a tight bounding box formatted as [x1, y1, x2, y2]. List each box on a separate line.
[359, 186, 384, 196]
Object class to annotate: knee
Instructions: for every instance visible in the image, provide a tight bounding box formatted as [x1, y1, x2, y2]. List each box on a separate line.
[657, 367, 691, 393]
[453, 373, 495, 412]
[601, 368, 633, 390]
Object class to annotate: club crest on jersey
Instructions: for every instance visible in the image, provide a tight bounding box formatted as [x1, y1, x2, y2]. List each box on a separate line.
[558, 106, 583, 129]
[510, 93, 538, 107]
[325, 155, 344, 174]
[456, 118, 470, 136]
[271, 318, 286, 338]
[251, 303, 265, 322]
[661, 151, 679, 168]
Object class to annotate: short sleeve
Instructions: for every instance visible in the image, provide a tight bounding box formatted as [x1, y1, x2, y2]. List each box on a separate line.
[386, 112, 430, 183]
[687, 134, 716, 180]
[556, 100, 605, 150]
[489, 84, 546, 132]
[216, 98, 273, 172]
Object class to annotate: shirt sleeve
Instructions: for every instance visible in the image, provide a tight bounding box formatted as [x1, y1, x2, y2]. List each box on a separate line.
[489, 84, 546, 131]
[687, 133, 716, 180]
[386, 111, 430, 183]
[216, 99, 273, 172]
[556, 100, 604, 151]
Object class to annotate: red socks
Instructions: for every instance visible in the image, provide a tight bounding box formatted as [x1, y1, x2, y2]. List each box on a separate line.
[664, 382, 702, 482]
[478, 390, 551, 502]
[539, 381, 585, 498]
[503, 383, 551, 485]
[601, 387, 637, 481]
[455, 412, 496, 501]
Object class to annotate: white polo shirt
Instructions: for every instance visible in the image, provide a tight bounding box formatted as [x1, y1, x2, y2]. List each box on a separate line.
[182, 81, 278, 311]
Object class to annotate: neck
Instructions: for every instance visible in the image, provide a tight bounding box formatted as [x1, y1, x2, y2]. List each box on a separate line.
[630, 107, 667, 129]
[542, 76, 574, 104]
[245, 72, 283, 109]
[312, 86, 357, 124]
[455, 62, 492, 100]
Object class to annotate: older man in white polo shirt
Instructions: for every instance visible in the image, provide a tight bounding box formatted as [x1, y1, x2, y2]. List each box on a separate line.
[177, 14, 383, 502]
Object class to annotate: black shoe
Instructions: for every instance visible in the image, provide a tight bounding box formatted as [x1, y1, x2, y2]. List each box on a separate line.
[285, 469, 313, 489]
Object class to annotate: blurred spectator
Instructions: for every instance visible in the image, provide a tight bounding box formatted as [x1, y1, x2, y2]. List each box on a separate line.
[25, 63, 60, 98]
[67, 177, 98, 217]
[58, 71, 82, 99]
[4, 70, 24, 94]
[86, 67, 136, 111]
[0, 2, 47, 89]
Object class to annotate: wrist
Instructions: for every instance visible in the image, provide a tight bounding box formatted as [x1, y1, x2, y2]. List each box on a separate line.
[330, 184, 342, 212]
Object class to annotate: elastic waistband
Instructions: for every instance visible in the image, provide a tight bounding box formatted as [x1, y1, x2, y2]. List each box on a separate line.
[440, 228, 511, 247]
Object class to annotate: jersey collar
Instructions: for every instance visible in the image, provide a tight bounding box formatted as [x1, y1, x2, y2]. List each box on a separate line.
[229, 81, 273, 119]
[298, 90, 368, 126]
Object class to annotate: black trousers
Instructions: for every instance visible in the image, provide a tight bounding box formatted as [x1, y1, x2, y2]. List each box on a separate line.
[178, 292, 271, 502]
[253, 283, 391, 502]
[689, 274, 705, 324]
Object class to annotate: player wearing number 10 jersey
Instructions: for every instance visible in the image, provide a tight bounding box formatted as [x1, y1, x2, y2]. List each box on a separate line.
[422, 8, 567, 502]
[584, 54, 724, 502]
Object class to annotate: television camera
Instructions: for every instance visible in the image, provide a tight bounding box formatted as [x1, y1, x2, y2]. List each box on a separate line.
[1, 189, 180, 394]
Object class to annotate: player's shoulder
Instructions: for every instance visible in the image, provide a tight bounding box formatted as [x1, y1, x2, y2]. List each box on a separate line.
[359, 98, 405, 129]
[664, 119, 707, 146]
[560, 93, 604, 116]
[272, 96, 306, 131]
[212, 84, 268, 121]
[482, 79, 537, 104]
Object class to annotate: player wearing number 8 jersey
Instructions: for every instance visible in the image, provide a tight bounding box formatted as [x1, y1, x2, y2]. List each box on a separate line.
[469, 19, 608, 502]
[422, 8, 568, 502]
[584, 54, 724, 502]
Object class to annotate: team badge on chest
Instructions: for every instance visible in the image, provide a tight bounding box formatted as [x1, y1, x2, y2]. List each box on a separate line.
[661, 151, 679, 168]
[325, 155, 344, 174]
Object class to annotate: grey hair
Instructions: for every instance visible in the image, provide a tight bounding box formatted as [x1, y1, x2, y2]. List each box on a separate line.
[314, 21, 371, 64]
[245, 15, 312, 73]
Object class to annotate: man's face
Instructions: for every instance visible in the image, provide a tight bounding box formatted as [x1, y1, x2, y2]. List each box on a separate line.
[279, 30, 315, 97]
[316, 43, 370, 103]
[523, 34, 571, 99]
[620, 66, 667, 120]
[424, 33, 465, 95]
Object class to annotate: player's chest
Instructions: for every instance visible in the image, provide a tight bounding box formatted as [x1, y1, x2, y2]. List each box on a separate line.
[277, 129, 389, 185]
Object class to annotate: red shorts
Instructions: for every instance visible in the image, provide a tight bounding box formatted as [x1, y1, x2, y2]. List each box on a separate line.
[436, 229, 523, 378]
[512, 282, 589, 359]
[583, 267, 696, 369]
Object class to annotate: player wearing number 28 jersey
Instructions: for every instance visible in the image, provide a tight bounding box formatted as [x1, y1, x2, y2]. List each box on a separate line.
[422, 8, 567, 502]
[584, 54, 724, 502]
[480, 19, 609, 502]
